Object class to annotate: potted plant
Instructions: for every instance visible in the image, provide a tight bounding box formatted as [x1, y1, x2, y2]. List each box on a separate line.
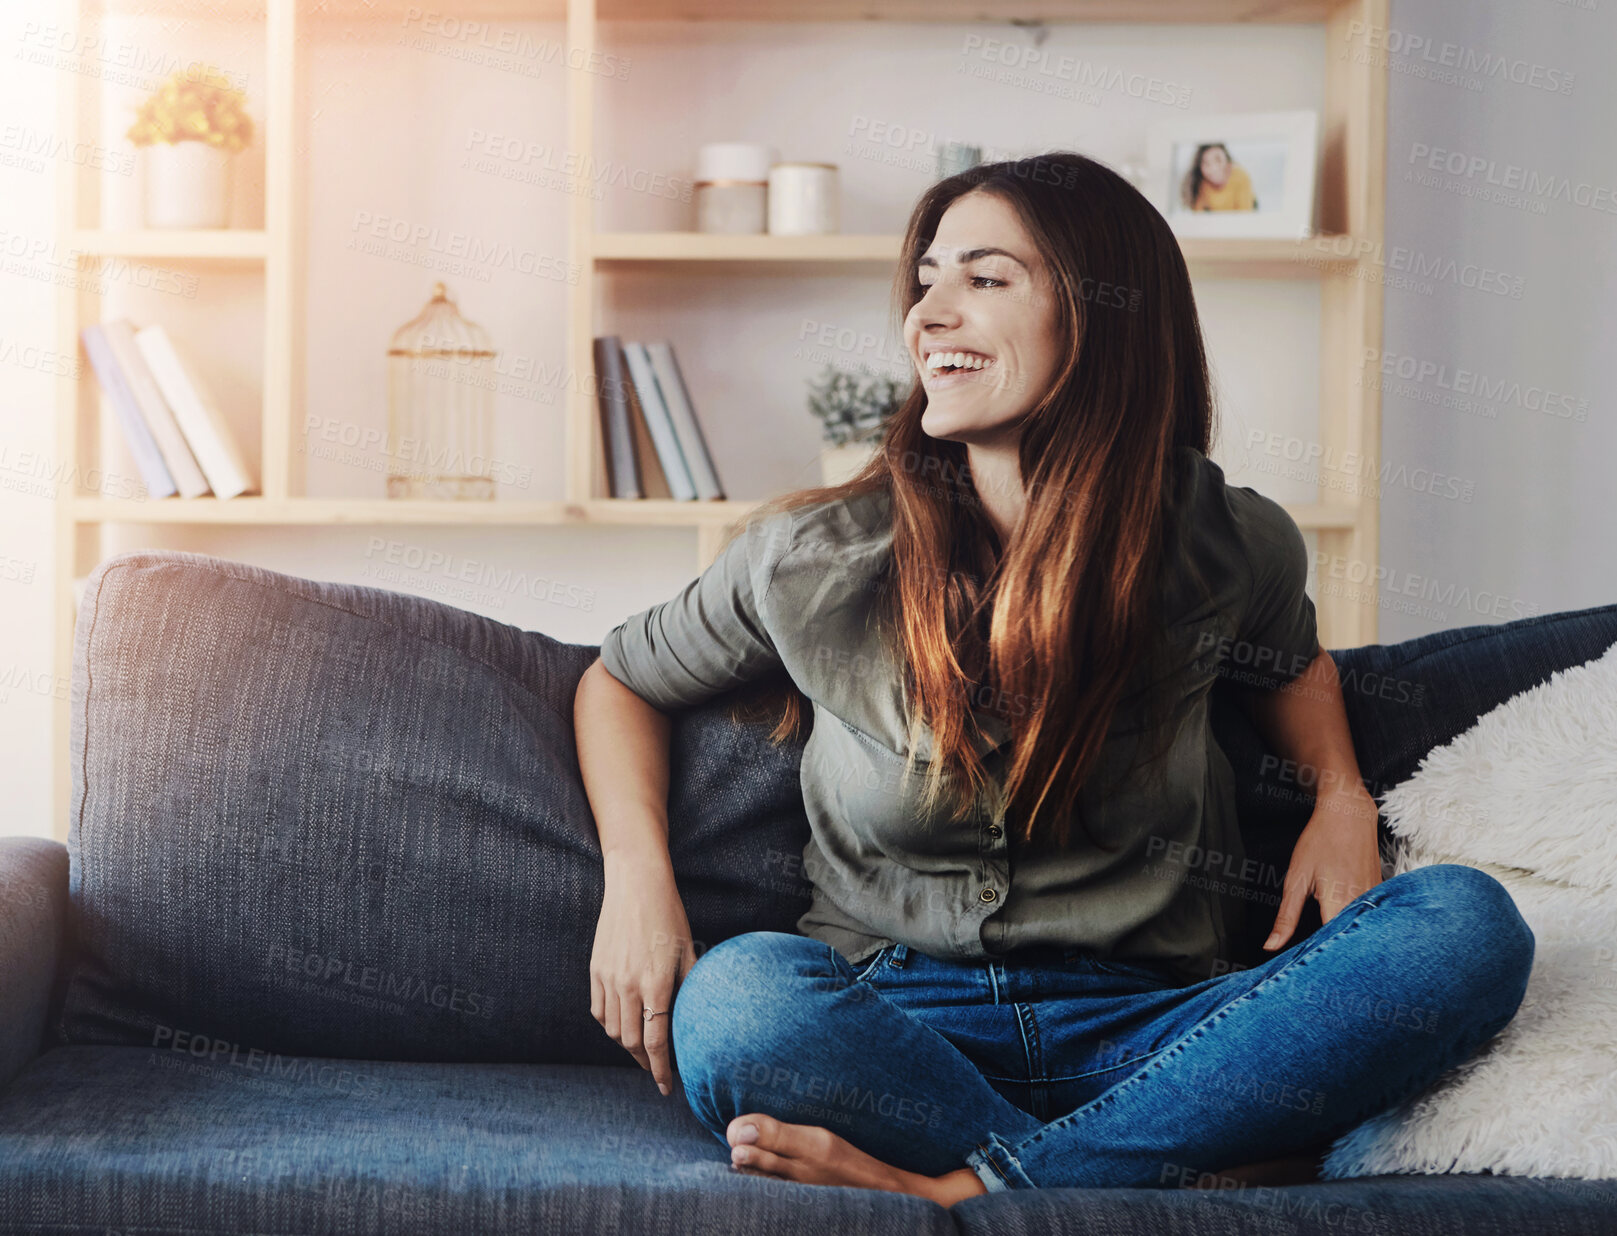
[126, 67, 254, 229]
[807, 364, 906, 485]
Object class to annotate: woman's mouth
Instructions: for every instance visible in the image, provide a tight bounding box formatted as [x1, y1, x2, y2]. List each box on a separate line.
[923, 351, 998, 389]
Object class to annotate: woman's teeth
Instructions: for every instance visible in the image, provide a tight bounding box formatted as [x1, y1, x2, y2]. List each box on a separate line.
[925, 352, 996, 373]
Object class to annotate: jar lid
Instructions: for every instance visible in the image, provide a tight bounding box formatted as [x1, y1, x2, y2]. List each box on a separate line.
[696, 142, 778, 181]
[387, 281, 494, 358]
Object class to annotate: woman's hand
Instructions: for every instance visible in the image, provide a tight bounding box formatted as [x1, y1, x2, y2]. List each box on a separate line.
[590, 850, 699, 1096]
[1263, 787, 1385, 952]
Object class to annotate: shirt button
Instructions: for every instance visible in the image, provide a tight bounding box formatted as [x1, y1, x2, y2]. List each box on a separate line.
[987, 824, 1004, 839]
[979, 888, 998, 903]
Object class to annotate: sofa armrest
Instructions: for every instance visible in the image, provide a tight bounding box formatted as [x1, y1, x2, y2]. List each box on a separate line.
[0, 836, 69, 1091]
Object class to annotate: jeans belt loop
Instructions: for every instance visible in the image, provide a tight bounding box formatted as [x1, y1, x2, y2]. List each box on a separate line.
[890, 943, 909, 968]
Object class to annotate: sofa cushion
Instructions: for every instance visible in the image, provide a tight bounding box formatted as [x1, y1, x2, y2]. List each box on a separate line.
[2, 1048, 1608, 1235]
[1321, 641, 1617, 1180]
[948, 1172, 1617, 1236]
[0, 1047, 954, 1235]
[56, 549, 814, 1064]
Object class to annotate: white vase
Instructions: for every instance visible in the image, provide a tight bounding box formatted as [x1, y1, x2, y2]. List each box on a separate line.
[143, 141, 232, 229]
[819, 440, 879, 486]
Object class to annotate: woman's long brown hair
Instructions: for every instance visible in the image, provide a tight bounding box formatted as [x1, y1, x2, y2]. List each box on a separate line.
[723, 150, 1219, 853]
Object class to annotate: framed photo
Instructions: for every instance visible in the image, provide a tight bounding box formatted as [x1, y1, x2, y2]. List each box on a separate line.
[1144, 110, 1320, 239]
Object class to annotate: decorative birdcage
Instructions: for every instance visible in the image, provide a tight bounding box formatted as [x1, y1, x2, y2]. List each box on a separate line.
[386, 281, 497, 499]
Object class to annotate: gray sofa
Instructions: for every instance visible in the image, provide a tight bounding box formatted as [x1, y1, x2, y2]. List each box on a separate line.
[2, 547, 1615, 1235]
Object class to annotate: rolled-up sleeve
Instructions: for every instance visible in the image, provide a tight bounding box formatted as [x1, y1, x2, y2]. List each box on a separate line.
[598, 513, 792, 711]
[1227, 486, 1319, 690]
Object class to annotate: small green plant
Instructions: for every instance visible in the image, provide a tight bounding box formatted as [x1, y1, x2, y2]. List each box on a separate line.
[126, 68, 254, 151]
[806, 364, 907, 447]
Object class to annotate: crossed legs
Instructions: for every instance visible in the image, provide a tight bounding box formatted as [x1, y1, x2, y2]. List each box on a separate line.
[671, 864, 1535, 1197]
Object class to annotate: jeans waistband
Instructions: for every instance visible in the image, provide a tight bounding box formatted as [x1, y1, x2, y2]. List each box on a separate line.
[1001, 943, 1093, 967]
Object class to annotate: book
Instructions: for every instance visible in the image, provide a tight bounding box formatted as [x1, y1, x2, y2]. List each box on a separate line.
[134, 323, 257, 500]
[623, 369, 672, 499]
[621, 341, 695, 501]
[646, 341, 724, 500]
[102, 318, 210, 498]
[80, 322, 177, 499]
[592, 336, 641, 499]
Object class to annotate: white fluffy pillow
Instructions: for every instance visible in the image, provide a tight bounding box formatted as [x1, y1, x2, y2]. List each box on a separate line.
[1320, 641, 1617, 1180]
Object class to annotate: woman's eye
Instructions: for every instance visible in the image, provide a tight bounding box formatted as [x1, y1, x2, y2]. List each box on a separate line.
[912, 274, 1004, 293]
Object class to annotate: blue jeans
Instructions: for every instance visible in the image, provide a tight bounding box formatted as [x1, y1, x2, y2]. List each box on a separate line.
[671, 862, 1534, 1191]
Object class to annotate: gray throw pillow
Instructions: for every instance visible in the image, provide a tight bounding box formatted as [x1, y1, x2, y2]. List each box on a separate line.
[55, 549, 813, 1064]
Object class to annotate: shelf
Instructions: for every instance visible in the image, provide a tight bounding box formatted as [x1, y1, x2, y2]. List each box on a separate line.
[69, 495, 1360, 531]
[1287, 503, 1361, 531]
[91, 0, 269, 14]
[595, 233, 901, 263]
[64, 228, 1354, 275]
[594, 232, 1364, 277]
[1180, 236, 1361, 277]
[602, 0, 1333, 16]
[69, 497, 759, 526]
[283, 0, 1330, 22]
[70, 230, 269, 261]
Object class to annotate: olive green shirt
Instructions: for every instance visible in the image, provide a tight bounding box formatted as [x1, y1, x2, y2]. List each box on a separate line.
[598, 445, 1319, 987]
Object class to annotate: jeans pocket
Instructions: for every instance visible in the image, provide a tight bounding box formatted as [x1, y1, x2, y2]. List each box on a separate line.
[852, 946, 891, 983]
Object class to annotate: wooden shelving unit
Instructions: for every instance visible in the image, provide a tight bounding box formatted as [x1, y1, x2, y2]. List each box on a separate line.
[69, 228, 271, 259]
[52, 0, 1388, 837]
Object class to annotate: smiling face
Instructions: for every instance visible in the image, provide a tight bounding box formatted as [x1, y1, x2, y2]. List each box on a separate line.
[1198, 145, 1229, 187]
[903, 190, 1064, 449]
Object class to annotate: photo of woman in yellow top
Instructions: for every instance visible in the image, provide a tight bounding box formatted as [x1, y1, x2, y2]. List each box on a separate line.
[1181, 142, 1257, 212]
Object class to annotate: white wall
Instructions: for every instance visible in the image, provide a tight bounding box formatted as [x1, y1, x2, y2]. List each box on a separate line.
[9, 10, 1579, 839]
[1, 9, 75, 841]
[1376, 0, 1617, 632]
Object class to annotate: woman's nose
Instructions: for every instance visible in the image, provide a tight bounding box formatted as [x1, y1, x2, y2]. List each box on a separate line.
[915, 275, 964, 322]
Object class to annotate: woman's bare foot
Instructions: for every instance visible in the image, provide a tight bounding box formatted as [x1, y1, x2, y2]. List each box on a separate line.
[726, 1112, 988, 1206]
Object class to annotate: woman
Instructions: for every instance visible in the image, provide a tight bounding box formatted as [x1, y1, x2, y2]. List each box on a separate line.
[1183, 142, 1257, 212]
[573, 152, 1534, 1204]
